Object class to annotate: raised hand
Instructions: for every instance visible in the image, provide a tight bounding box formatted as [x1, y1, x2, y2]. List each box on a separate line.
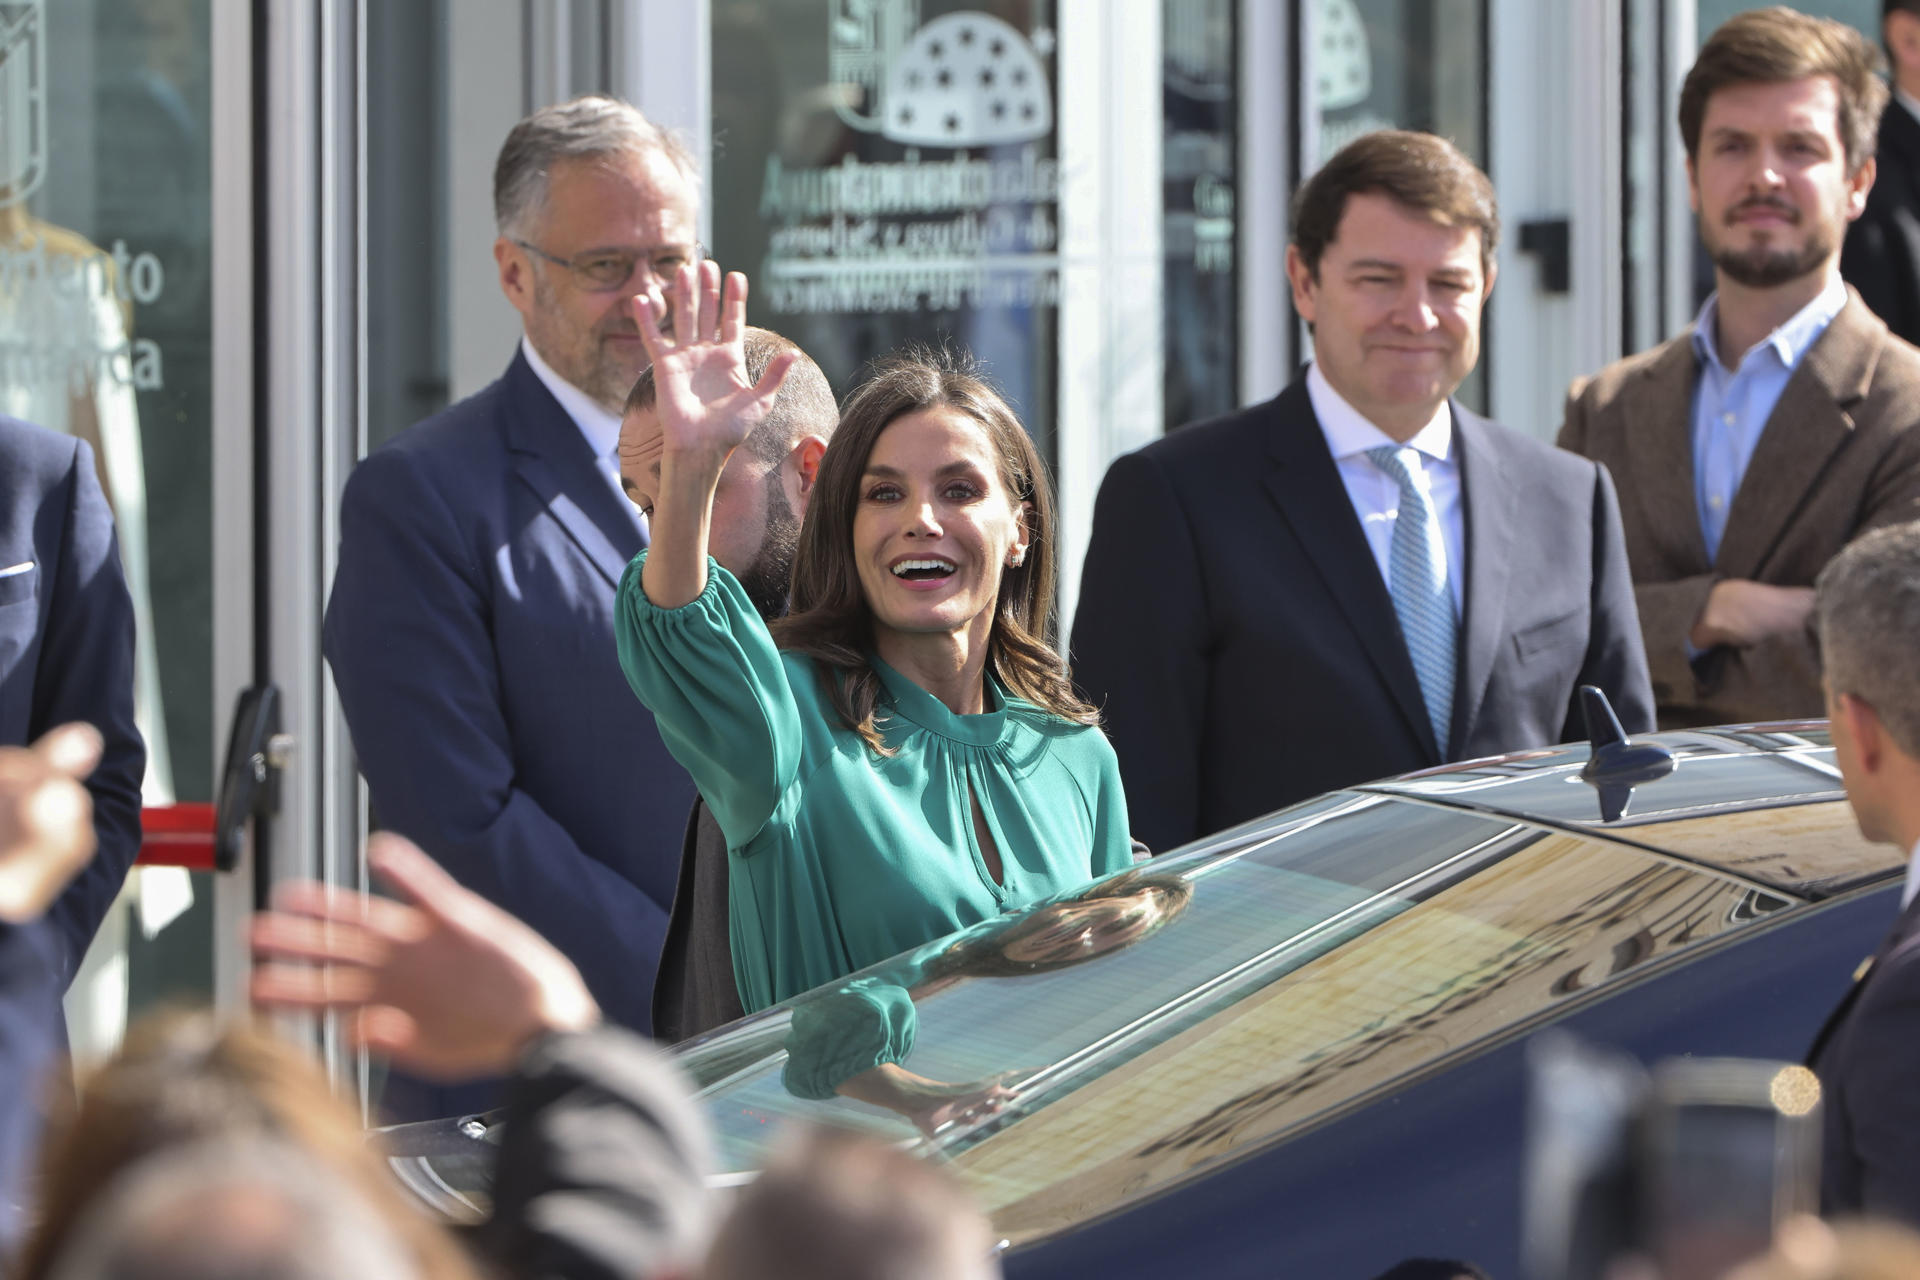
[631, 260, 798, 468]
[250, 833, 600, 1081]
[632, 262, 801, 609]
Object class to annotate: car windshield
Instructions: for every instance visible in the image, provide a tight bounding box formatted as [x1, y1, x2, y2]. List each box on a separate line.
[679, 790, 1786, 1244]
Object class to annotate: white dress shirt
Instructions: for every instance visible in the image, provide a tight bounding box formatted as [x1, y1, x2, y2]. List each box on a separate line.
[1901, 839, 1920, 910]
[1306, 362, 1466, 616]
[520, 336, 633, 507]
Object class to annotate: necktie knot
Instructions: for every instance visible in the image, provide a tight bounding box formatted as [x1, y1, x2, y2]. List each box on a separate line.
[1365, 445, 1421, 492]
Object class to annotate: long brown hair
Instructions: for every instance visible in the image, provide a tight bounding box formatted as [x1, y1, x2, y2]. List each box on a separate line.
[19, 1010, 477, 1280]
[772, 347, 1096, 753]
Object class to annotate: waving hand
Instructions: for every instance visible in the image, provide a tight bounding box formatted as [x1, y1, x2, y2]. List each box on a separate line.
[633, 262, 799, 609]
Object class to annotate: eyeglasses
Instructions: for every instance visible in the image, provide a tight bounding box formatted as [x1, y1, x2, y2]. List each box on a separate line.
[512, 239, 706, 292]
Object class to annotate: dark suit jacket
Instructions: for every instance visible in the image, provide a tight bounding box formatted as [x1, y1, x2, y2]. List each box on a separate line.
[0, 920, 62, 1254]
[1843, 102, 1920, 347]
[1070, 381, 1654, 855]
[1561, 292, 1920, 728]
[649, 799, 744, 1045]
[1809, 885, 1920, 1224]
[324, 352, 695, 1045]
[0, 416, 144, 984]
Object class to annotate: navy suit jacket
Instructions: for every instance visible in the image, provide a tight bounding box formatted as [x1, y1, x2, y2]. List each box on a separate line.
[1070, 380, 1655, 854]
[0, 920, 61, 1252]
[324, 352, 695, 1039]
[0, 416, 144, 983]
[1809, 887, 1920, 1225]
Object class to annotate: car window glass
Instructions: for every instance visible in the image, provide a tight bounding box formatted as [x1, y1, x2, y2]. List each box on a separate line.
[680, 792, 1782, 1246]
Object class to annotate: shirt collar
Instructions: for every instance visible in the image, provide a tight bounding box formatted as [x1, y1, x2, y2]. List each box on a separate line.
[1898, 84, 1920, 125]
[520, 336, 623, 461]
[869, 654, 1011, 747]
[1690, 273, 1848, 374]
[1903, 839, 1920, 910]
[1306, 361, 1454, 466]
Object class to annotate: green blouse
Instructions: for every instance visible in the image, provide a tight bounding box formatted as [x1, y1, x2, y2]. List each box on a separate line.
[614, 555, 1133, 1013]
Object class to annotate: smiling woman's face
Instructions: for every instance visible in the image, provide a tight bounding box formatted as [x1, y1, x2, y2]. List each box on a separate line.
[852, 405, 1030, 653]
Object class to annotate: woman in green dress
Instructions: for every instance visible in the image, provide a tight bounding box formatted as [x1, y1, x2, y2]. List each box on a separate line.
[616, 262, 1134, 1014]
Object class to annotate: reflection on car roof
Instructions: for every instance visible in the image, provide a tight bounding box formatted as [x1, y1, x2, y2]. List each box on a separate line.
[1360, 722, 1900, 896]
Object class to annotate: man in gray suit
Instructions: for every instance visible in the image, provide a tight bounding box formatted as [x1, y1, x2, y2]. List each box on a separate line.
[1563, 9, 1920, 730]
[1806, 521, 1920, 1224]
[1072, 130, 1653, 855]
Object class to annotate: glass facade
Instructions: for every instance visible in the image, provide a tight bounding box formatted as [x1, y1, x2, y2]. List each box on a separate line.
[711, 0, 1065, 458]
[1162, 0, 1237, 428]
[4, 0, 216, 1030]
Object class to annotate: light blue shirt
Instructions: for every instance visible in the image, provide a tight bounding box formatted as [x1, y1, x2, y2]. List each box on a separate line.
[1688, 275, 1846, 561]
[1306, 362, 1465, 616]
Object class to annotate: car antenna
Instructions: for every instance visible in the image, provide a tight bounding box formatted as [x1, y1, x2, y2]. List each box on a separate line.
[1578, 685, 1675, 823]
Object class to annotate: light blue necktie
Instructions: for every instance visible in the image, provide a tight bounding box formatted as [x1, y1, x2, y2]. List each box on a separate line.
[1366, 446, 1458, 757]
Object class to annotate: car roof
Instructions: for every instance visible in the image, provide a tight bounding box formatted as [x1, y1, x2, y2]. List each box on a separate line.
[1361, 721, 1900, 897]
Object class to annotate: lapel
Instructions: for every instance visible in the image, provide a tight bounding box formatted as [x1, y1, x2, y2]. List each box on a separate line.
[1260, 382, 1439, 761]
[1621, 336, 1713, 576]
[1808, 885, 1920, 1068]
[1715, 293, 1881, 580]
[501, 351, 647, 590]
[1451, 408, 1511, 750]
[1883, 104, 1920, 203]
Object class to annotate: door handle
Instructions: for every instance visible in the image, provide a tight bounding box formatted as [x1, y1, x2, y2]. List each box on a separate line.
[1518, 217, 1571, 294]
[213, 684, 287, 873]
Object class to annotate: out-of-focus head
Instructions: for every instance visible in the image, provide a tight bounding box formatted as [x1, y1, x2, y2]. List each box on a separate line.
[774, 347, 1095, 754]
[1284, 130, 1498, 441]
[19, 1010, 475, 1280]
[493, 95, 700, 413]
[1680, 9, 1882, 290]
[702, 1124, 999, 1280]
[621, 329, 837, 620]
[1724, 1214, 1920, 1280]
[44, 1137, 424, 1280]
[1368, 1260, 1494, 1280]
[1815, 522, 1920, 848]
[1887, 2, 1920, 97]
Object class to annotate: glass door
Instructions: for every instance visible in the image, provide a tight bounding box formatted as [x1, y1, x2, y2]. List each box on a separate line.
[1, 0, 253, 1057]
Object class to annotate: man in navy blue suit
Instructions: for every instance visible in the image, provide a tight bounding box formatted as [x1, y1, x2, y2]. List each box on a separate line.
[1072, 132, 1653, 854]
[0, 721, 111, 1249]
[0, 415, 144, 988]
[1807, 522, 1920, 1224]
[324, 96, 702, 1115]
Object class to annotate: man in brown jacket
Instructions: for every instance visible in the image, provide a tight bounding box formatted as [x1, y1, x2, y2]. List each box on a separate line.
[1562, 8, 1920, 729]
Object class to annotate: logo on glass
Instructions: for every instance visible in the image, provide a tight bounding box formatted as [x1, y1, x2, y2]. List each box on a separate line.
[828, 1, 1053, 149]
[0, 0, 45, 208]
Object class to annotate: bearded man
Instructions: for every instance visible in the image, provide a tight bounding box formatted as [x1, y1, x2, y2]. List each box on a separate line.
[324, 97, 701, 1118]
[1562, 8, 1920, 729]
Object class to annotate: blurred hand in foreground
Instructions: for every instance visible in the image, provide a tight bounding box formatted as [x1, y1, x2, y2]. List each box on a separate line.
[250, 833, 600, 1080]
[0, 723, 101, 923]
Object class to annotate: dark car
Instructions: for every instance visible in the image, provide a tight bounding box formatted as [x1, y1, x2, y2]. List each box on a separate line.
[388, 721, 1899, 1278]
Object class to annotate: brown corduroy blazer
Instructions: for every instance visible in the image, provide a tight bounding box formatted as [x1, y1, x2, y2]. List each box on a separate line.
[1560, 290, 1920, 729]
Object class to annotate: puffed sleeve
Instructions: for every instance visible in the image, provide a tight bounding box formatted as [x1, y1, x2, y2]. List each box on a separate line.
[614, 554, 803, 849]
[780, 981, 918, 1101]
